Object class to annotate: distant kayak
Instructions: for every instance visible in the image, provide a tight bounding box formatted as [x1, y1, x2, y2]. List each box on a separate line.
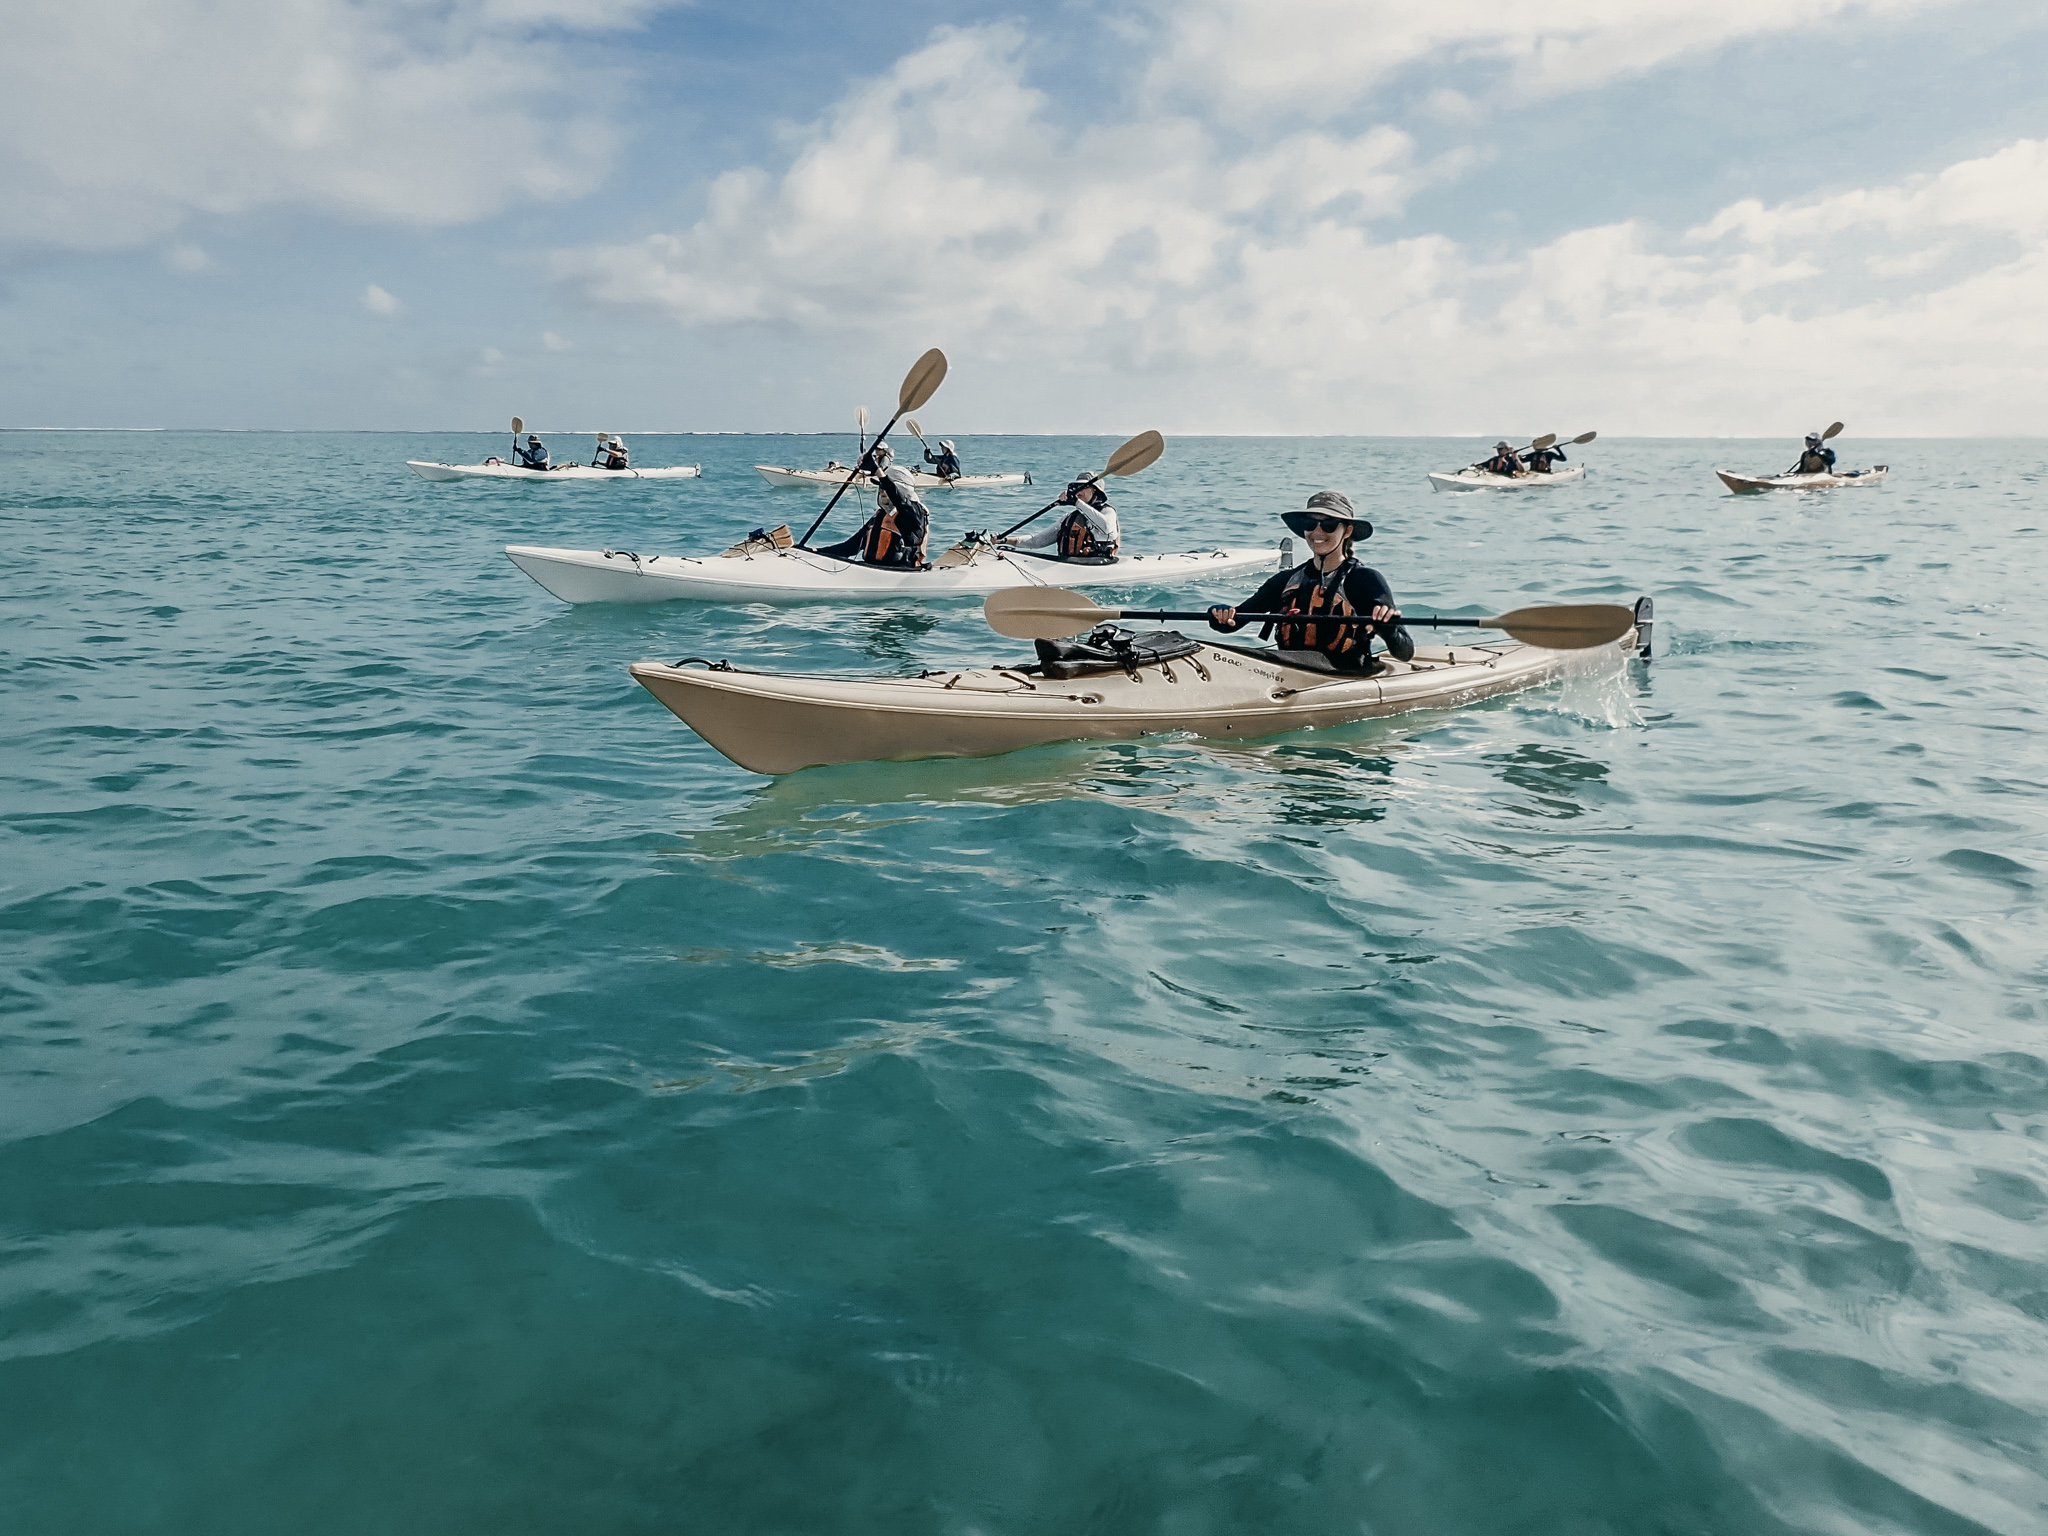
[754, 464, 1030, 490]
[1427, 466, 1587, 493]
[504, 542, 1283, 605]
[1716, 466, 1889, 494]
[408, 460, 702, 482]
[631, 617, 1649, 774]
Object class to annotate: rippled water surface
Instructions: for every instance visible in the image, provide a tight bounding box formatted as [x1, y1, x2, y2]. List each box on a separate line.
[3, 431, 2044, 1534]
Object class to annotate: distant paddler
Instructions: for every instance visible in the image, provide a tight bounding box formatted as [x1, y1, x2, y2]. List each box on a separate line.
[905, 417, 964, 481]
[591, 434, 629, 471]
[1788, 427, 1838, 476]
[1477, 440, 1526, 477]
[516, 432, 551, 471]
[1207, 491, 1413, 674]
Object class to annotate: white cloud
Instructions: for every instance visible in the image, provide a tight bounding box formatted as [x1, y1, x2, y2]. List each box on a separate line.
[0, 0, 677, 254]
[552, 26, 1461, 338]
[362, 284, 403, 315]
[542, 330, 573, 351]
[1140, 0, 1951, 120]
[162, 242, 214, 274]
[551, 22, 2048, 433]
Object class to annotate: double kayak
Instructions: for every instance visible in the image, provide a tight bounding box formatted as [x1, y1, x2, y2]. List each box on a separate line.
[1428, 466, 1587, 493]
[408, 461, 702, 482]
[1716, 466, 1888, 493]
[630, 605, 1651, 774]
[504, 542, 1283, 605]
[754, 464, 1030, 490]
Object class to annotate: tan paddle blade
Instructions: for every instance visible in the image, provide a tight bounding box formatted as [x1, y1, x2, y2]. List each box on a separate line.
[1105, 429, 1165, 478]
[511, 416, 523, 434]
[905, 417, 924, 440]
[1574, 430, 1598, 444]
[985, 586, 1115, 640]
[1823, 421, 1844, 440]
[1490, 603, 1636, 650]
[899, 348, 948, 412]
[857, 405, 868, 429]
[1531, 433, 1558, 451]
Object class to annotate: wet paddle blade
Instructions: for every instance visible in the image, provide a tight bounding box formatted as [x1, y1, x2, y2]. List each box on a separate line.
[1822, 421, 1844, 441]
[1531, 433, 1558, 450]
[511, 416, 523, 434]
[1490, 603, 1636, 650]
[899, 348, 948, 412]
[1574, 430, 1598, 444]
[1105, 430, 1165, 478]
[984, 586, 1116, 640]
[905, 417, 922, 440]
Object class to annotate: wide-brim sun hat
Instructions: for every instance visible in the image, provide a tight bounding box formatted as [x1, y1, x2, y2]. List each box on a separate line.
[1281, 489, 1371, 540]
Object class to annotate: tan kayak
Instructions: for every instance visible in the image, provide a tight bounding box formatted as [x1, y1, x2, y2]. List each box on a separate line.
[631, 604, 1650, 774]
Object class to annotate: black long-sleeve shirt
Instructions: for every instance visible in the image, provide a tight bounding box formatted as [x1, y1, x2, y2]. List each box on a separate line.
[1211, 560, 1415, 672]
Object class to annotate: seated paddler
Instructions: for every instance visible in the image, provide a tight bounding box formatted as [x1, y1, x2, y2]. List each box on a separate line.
[1789, 431, 1836, 475]
[1207, 491, 1413, 674]
[1480, 440, 1525, 476]
[999, 477, 1120, 561]
[815, 442, 931, 568]
[1524, 441, 1567, 474]
[515, 433, 550, 470]
[924, 438, 964, 480]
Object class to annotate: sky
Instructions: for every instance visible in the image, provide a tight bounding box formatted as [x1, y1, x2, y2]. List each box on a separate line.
[3, 0, 2045, 434]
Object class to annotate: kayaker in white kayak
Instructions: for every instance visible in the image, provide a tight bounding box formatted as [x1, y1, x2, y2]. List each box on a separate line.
[1206, 491, 1413, 674]
[1788, 431, 1836, 475]
[997, 478, 1120, 561]
[515, 433, 551, 471]
[815, 442, 931, 568]
[924, 439, 964, 481]
[1524, 441, 1568, 474]
[594, 435, 629, 470]
[1479, 441, 1526, 477]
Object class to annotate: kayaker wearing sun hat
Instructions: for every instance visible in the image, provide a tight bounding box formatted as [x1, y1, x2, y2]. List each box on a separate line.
[815, 441, 932, 568]
[1207, 491, 1412, 673]
[999, 477, 1120, 561]
[1481, 440, 1525, 477]
[1789, 431, 1836, 476]
[924, 438, 964, 480]
[515, 433, 550, 470]
[598, 435, 629, 470]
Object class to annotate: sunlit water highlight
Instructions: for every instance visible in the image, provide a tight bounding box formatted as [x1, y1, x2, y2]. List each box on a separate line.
[2, 432, 2044, 1534]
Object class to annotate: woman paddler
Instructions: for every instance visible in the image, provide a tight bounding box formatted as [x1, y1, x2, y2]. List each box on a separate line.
[1206, 491, 1413, 673]
[814, 442, 931, 568]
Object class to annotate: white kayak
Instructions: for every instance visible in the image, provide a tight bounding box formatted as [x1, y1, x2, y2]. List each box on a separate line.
[1716, 466, 1888, 494]
[631, 618, 1648, 775]
[1427, 466, 1587, 493]
[504, 542, 1285, 605]
[408, 460, 702, 482]
[754, 464, 1030, 490]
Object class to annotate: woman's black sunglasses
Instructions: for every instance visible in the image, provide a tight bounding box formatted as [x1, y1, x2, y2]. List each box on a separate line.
[1302, 517, 1349, 532]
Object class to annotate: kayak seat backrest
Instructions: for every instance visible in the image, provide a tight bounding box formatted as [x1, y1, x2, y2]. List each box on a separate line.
[1034, 626, 1202, 679]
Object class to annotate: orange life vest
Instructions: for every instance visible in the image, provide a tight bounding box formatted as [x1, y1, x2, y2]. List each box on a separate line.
[1056, 509, 1115, 559]
[1271, 560, 1364, 659]
[859, 475, 927, 567]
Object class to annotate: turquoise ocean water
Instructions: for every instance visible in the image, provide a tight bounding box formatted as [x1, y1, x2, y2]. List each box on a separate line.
[2, 431, 2044, 1533]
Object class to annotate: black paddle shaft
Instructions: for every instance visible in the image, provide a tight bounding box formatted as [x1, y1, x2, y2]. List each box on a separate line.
[1113, 609, 1486, 629]
[798, 410, 904, 548]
